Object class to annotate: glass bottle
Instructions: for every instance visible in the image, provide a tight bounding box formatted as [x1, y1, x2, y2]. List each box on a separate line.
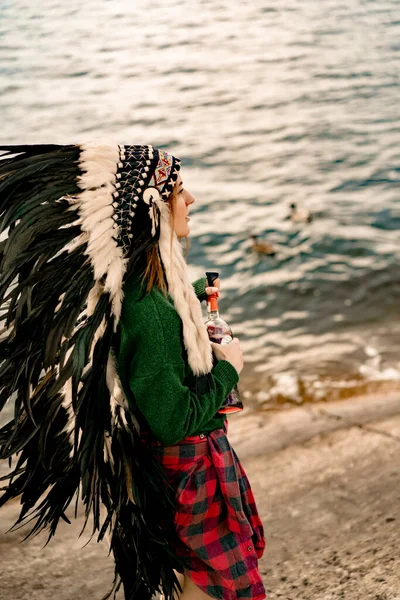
[204, 271, 243, 414]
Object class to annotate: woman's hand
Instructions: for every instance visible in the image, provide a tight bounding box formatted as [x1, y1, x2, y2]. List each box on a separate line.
[210, 337, 244, 375]
[205, 277, 221, 299]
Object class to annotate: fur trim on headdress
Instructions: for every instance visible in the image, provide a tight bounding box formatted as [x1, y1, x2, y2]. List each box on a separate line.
[156, 198, 213, 375]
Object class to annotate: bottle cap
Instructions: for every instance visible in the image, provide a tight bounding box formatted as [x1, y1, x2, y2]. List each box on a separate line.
[205, 271, 219, 287]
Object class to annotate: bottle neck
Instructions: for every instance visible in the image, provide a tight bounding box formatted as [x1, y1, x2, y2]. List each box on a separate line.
[207, 295, 219, 318]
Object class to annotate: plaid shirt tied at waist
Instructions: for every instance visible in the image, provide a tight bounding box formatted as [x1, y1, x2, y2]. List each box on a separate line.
[141, 421, 266, 600]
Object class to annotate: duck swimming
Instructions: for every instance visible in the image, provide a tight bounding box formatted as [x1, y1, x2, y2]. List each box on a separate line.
[250, 235, 276, 256]
[289, 203, 313, 223]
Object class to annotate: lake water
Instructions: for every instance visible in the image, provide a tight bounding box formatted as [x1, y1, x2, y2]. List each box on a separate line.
[1, 0, 400, 409]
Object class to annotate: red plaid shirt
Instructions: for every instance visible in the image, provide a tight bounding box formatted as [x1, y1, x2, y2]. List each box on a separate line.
[144, 423, 266, 600]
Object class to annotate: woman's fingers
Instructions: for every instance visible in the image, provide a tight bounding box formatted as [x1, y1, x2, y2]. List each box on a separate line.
[205, 286, 221, 297]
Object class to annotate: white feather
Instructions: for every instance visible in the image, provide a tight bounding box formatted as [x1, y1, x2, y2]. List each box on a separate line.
[76, 141, 127, 324]
[83, 216, 115, 243]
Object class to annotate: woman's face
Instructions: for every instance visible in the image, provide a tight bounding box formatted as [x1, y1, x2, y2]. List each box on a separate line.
[172, 174, 195, 238]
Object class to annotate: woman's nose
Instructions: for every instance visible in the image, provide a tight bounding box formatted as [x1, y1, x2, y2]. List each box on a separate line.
[185, 191, 195, 205]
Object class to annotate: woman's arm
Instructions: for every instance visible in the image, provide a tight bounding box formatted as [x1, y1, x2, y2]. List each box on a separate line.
[129, 358, 238, 445]
[118, 290, 238, 445]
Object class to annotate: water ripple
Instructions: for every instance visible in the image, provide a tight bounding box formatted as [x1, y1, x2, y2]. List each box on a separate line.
[1, 0, 400, 405]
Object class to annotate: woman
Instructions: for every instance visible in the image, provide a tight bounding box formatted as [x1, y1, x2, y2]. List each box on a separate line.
[0, 142, 266, 600]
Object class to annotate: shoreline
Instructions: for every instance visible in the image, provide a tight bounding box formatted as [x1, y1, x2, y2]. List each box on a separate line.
[1, 392, 400, 599]
[239, 365, 400, 411]
[228, 391, 400, 459]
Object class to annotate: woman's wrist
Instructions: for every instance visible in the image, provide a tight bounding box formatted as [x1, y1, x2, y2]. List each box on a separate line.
[212, 359, 240, 387]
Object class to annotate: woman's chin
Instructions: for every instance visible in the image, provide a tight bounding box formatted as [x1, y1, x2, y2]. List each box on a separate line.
[176, 225, 190, 238]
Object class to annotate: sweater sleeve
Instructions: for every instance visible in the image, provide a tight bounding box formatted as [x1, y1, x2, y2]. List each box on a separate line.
[129, 358, 239, 445]
[192, 277, 207, 302]
[118, 279, 239, 445]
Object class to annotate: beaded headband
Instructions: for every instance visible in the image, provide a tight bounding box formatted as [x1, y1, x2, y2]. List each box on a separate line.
[113, 144, 181, 250]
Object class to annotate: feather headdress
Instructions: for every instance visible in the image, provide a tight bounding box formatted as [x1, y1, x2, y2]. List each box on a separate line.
[0, 141, 213, 599]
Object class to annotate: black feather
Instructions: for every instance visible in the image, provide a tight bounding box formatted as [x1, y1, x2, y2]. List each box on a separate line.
[0, 144, 184, 599]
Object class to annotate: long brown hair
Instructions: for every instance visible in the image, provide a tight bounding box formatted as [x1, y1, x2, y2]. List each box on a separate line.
[140, 183, 189, 296]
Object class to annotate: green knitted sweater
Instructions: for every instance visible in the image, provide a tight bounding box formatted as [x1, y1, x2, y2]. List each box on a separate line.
[114, 273, 239, 446]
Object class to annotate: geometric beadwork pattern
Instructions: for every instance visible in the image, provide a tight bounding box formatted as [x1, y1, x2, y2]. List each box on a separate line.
[112, 144, 181, 252]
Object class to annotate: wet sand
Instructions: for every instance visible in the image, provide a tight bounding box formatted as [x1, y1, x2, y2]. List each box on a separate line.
[1, 393, 400, 600]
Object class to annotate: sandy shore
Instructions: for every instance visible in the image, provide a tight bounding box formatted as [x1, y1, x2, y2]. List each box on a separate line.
[1, 393, 400, 600]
